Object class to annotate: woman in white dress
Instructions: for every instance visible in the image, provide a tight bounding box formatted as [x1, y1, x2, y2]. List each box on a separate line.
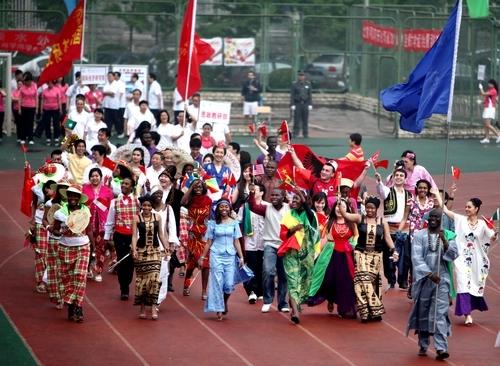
[84, 108, 107, 153]
[442, 197, 497, 325]
[156, 110, 182, 148]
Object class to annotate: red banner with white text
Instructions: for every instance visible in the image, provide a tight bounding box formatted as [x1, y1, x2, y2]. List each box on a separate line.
[362, 21, 398, 49]
[403, 28, 442, 52]
[0, 30, 57, 55]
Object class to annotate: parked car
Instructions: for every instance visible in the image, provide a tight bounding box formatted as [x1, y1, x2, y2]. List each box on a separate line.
[18, 54, 88, 77]
[304, 53, 349, 92]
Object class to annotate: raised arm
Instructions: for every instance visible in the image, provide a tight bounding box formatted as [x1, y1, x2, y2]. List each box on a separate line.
[288, 145, 305, 169]
[338, 198, 362, 223]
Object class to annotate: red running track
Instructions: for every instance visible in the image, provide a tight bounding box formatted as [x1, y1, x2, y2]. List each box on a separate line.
[0, 170, 499, 365]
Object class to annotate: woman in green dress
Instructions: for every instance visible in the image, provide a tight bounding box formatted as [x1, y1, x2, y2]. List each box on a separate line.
[279, 189, 318, 324]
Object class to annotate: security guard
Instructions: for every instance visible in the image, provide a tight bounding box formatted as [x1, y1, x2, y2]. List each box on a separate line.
[290, 70, 312, 138]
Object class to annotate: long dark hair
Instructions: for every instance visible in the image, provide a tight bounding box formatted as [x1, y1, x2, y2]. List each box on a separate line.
[312, 192, 330, 215]
[488, 79, 498, 93]
[133, 148, 145, 166]
[236, 164, 252, 204]
[326, 198, 353, 233]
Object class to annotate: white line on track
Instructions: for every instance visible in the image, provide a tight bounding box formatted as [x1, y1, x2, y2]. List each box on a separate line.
[273, 305, 357, 366]
[85, 296, 150, 366]
[0, 203, 150, 366]
[0, 304, 43, 366]
[170, 294, 254, 366]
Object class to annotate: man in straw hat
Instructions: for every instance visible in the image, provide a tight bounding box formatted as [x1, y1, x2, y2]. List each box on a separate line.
[49, 184, 92, 323]
[104, 177, 140, 300]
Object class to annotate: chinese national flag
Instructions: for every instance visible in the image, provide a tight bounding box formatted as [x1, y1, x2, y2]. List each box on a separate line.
[176, 0, 215, 100]
[451, 165, 461, 180]
[21, 164, 35, 217]
[38, 0, 85, 85]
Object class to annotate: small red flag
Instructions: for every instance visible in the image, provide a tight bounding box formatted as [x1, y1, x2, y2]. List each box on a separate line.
[38, 0, 86, 85]
[20, 144, 28, 153]
[373, 159, 389, 169]
[258, 123, 268, 138]
[20, 164, 35, 217]
[247, 123, 255, 134]
[369, 150, 381, 163]
[482, 216, 495, 230]
[102, 157, 117, 171]
[279, 120, 290, 144]
[451, 165, 461, 180]
[176, 0, 215, 100]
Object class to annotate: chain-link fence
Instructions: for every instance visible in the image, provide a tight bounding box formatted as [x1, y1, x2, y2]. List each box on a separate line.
[1, 0, 499, 126]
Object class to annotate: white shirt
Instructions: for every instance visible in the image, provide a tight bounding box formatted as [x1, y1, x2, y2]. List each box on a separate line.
[124, 101, 140, 121]
[148, 80, 163, 109]
[176, 123, 196, 153]
[106, 141, 117, 155]
[84, 120, 108, 153]
[146, 166, 165, 191]
[172, 88, 185, 111]
[156, 123, 179, 148]
[66, 83, 90, 112]
[102, 80, 120, 109]
[82, 163, 113, 185]
[133, 80, 145, 98]
[69, 109, 92, 139]
[211, 122, 230, 145]
[153, 205, 179, 247]
[127, 109, 157, 143]
[116, 79, 127, 108]
[377, 182, 406, 224]
[186, 103, 200, 122]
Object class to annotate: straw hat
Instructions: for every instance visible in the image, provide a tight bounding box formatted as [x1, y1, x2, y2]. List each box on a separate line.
[62, 184, 88, 204]
[49, 180, 71, 194]
[340, 178, 354, 188]
[46, 203, 61, 225]
[67, 209, 91, 234]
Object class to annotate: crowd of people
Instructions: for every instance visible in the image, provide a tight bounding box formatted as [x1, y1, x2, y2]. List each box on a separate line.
[12, 68, 498, 362]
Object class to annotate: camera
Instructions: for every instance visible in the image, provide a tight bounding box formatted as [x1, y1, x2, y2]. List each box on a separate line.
[395, 160, 405, 169]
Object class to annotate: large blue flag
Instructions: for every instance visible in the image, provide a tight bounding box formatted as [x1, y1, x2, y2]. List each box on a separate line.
[380, 1, 462, 133]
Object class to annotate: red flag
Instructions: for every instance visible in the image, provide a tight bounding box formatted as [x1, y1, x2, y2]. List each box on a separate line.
[369, 150, 381, 164]
[279, 120, 290, 144]
[247, 123, 255, 134]
[176, 0, 215, 100]
[38, 0, 86, 85]
[482, 216, 495, 230]
[20, 164, 35, 217]
[277, 166, 295, 192]
[20, 144, 28, 153]
[373, 159, 389, 169]
[258, 123, 268, 138]
[451, 165, 461, 180]
[335, 171, 342, 191]
[102, 157, 117, 171]
[293, 166, 312, 190]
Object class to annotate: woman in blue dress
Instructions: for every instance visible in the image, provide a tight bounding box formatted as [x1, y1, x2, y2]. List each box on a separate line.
[199, 199, 244, 320]
[203, 145, 232, 190]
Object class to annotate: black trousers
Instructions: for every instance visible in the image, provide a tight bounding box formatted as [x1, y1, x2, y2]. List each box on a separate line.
[113, 232, 134, 295]
[293, 103, 309, 138]
[243, 250, 264, 297]
[150, 109, 160, 126]
[13, 108, 22, 140]
[383, 234, 398, 286]
[104, 108, 123, 135]
[20, 107, 36, 141]
[35, 110, 61, 139]
[0, 111, 4, 138]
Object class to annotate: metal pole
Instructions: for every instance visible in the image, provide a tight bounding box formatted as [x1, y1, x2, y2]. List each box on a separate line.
[1, 52, 12, 136]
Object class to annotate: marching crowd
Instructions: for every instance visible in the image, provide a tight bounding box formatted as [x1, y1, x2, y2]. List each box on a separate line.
[11, 69, 498, 362]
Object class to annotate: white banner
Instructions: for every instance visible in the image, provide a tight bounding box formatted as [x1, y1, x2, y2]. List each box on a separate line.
[112, 64, 149, 95]
[199, 100, 231, 125]
[74, 65, 109, 86]
[477, 64, 486, 81]
[202, 37, 223, 66]
[223, 37, 255, 66]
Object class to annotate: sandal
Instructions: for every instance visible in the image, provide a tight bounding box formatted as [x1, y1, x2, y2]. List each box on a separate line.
[216, 312, 224, 321]
[327, 302, 334, 313]
[183, 288, 190, 296]
[151, 307, 158, 320]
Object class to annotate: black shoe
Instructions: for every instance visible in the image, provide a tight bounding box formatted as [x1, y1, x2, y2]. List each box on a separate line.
[167, 284, 174, 292]
[291, 315, 300, 324]
[73, 306, 84, 323]
[67, 303, 74, 320]
[435, 350, 449, 361]
[418, 347, 427, 357]
[372, 316, 382, 322]
[120, 293, 129, 301]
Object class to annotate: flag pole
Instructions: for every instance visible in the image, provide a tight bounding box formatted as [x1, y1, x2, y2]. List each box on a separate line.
[182, 0, 197, 127]
[433, 0, 463, 335]
[80, 0, 86, 62]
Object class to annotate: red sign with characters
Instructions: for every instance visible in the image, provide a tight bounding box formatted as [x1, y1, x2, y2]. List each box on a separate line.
[0, 30, 57, 55]
[403, 28, 442, 52]
[362, 20, 398, 49]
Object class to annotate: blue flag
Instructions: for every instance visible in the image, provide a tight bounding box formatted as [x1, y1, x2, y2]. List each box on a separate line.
[380, 1, 462, 133]
[64, 0, 78, 15]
